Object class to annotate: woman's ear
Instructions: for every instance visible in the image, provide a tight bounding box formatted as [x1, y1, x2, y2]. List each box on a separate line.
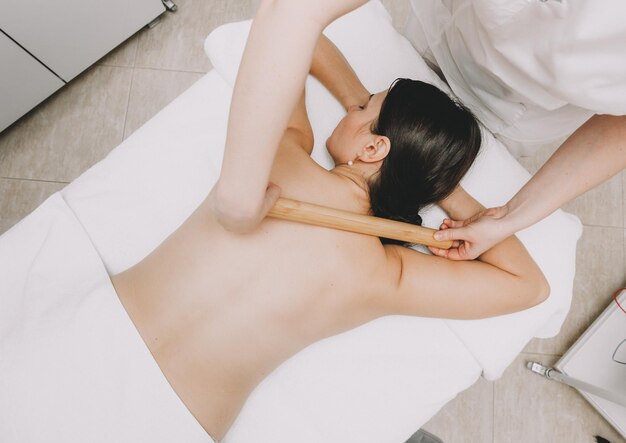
[359, 135, 391, 163]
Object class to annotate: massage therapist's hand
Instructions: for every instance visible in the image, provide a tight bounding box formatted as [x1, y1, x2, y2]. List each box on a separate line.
[432, 206, 512, 261]
[208, 180, 281, 233]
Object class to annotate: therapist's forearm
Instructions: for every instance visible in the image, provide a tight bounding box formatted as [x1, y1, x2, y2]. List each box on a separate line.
[503, 114, 626, 233]
[217, 0, 367, 214]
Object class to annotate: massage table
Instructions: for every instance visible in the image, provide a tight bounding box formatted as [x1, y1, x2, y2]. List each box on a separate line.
[0, 2, 582, 442]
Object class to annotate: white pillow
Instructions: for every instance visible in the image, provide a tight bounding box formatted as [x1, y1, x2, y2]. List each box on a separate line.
[204, 0, 583, 378]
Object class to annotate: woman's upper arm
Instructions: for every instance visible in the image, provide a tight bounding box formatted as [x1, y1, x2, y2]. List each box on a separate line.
[282, 91, 314, 155]
[384, 245, 548, 320]
[279, 129, 313, 156]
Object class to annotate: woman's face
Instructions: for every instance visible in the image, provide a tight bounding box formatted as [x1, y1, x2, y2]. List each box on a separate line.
[326, 91, 388, 165]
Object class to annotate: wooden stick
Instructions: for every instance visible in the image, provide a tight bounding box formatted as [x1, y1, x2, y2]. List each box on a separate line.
[268, 197, 453, 249]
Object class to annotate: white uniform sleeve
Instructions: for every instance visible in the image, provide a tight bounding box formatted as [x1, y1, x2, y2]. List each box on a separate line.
[408, 0, 626, 145]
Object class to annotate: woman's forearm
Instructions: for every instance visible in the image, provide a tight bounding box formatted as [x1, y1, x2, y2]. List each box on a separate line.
[310, 34, 370, 110]
[504, 114, 626, 235]
[438, 187, 484, 221]
[216, 0, 367, 216]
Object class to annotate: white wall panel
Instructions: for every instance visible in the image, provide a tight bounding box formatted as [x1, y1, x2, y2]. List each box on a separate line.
[0, 32, 64, 132]
[0, 0, 165, 81]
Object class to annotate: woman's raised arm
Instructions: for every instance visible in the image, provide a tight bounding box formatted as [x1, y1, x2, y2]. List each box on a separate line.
[382, 187, 550, 319]
[209, 0, 367, 233]
[310, 34, 371, 111]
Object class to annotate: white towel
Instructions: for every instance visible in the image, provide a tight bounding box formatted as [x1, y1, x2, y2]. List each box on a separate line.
[0, 194, 211, 443]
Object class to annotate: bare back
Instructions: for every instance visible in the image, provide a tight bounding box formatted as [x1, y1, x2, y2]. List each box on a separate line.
[111, 147, 396, 440]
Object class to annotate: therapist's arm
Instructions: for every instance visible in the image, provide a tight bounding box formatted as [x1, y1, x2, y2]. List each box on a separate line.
[434, 114, 626, 260]
[209, 0, 367, 233]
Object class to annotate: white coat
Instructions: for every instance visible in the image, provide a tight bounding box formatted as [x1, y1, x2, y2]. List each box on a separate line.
[406, 0, 626, 149]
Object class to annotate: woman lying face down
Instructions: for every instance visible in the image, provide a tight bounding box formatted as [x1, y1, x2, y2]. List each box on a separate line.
[110, 35, 548, 442]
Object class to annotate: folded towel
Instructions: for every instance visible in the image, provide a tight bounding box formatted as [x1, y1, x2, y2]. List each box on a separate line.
[0, 194, 211, 443]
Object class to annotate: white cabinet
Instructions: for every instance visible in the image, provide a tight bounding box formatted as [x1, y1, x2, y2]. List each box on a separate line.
[0, 0, 166, 132]
[0, 0, 165, 82]
[0, 31, 64, 132]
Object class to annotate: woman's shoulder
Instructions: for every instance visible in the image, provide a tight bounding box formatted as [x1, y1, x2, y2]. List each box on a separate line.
[271, 154, 369, 213]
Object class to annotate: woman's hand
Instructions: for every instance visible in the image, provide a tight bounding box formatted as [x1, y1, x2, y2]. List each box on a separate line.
[429, 206, 512, 260]
[208, 180, 281, 233]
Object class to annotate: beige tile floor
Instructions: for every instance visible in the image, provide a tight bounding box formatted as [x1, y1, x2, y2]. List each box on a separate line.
[1, 1, 625, 442]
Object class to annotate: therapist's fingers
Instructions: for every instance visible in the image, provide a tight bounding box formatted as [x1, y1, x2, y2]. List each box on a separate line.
[428, 241, 466, 259]
[427, 246, 445, 257]
[441, 242, 472, 261]
[435, 208, 496, 243]
[434, 224, 483, 261]
[433, 219, 479, 260]
[434, 207, 513, 260]
[441, 218, 465, 229]
[434, 224, 471, 243]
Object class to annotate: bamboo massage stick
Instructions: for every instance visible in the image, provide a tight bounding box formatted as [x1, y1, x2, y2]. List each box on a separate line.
[268, 197, 453, 250]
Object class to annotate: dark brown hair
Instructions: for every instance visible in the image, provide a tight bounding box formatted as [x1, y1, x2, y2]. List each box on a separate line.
[368, 79, 482, 246]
